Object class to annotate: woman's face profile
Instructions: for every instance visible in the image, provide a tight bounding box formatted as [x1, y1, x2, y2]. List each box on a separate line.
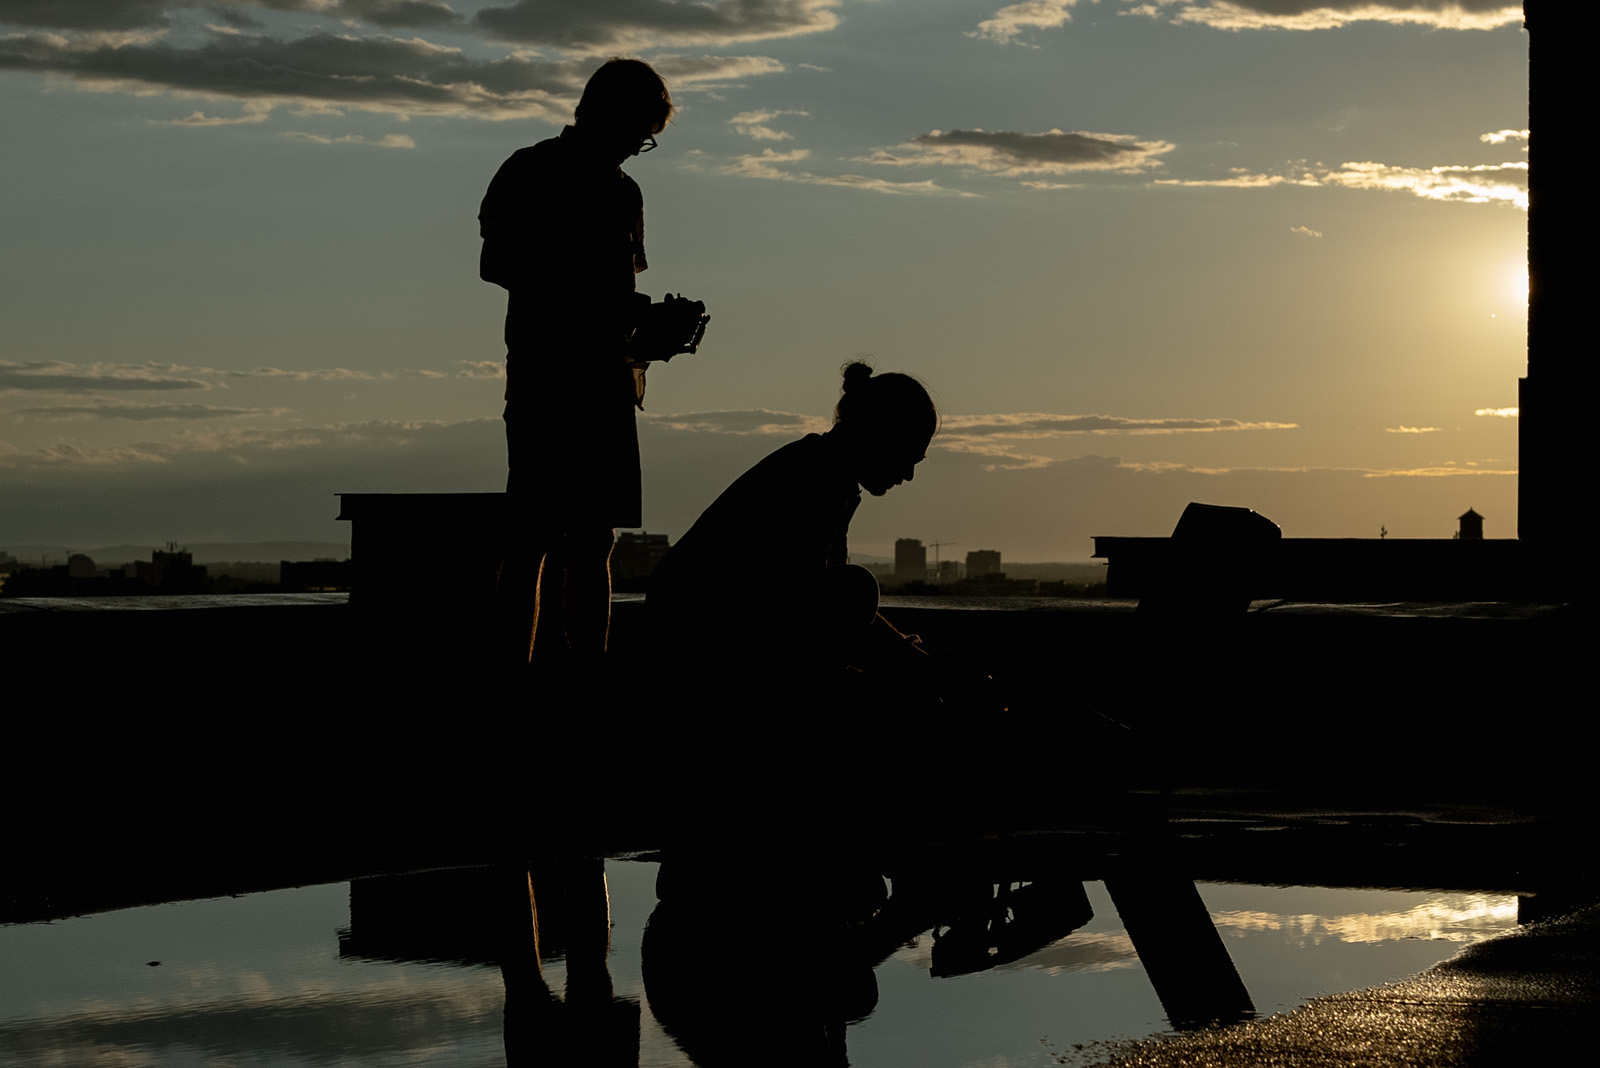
[857, 433, 930, 497]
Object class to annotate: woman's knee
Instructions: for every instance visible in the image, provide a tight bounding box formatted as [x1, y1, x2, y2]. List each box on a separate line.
[821, 564, 880, 630]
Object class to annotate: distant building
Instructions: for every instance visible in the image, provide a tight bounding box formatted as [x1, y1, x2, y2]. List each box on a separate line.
[895, 538, 927, 584]
[136, 544, 207, 593]
[966, 549, 1002, 579]
[937, 559, 962, 583]
[3, 544, 205, 597]
[613, 531, 671, 584]
[1458, 508, 1484, 541]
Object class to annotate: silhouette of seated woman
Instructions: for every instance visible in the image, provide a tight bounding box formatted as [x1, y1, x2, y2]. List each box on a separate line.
[648, 362, 936, 686]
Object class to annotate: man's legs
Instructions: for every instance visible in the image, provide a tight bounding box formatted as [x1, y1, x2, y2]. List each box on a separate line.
[559, 528, 616, 659]
[496, 532, 555, 669]
[497, 527, 613, 669]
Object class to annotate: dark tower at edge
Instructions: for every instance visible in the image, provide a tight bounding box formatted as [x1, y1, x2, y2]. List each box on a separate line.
[1520, 3, 1586, 597]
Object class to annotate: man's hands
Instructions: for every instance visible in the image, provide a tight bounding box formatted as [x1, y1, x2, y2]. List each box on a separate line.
[630, 293, 710, 363]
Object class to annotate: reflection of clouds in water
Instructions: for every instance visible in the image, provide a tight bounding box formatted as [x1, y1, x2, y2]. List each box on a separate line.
[1212, 894, 1518, 946]
[1009, 931, 1140, 975]
[2, 974, 504, 1066]
[37, 964, 499, 1016]
[893, 930, 1139, 975]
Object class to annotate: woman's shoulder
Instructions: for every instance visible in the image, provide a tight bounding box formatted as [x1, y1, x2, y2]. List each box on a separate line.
[743, 433, 844, 481]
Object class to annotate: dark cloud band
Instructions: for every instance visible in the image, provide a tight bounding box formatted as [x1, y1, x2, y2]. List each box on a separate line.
[0, 30, 781, 120]
[17, 403, 275, 420]
[0, 362, 209, 393]
[475, 0, 840, 51]
[0, 0, 462, 33]
[867, 129, 1176, 177]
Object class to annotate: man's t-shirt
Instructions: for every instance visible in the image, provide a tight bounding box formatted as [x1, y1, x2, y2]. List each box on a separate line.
[481, 125, 649, 526]
[479, 125, 646, 381]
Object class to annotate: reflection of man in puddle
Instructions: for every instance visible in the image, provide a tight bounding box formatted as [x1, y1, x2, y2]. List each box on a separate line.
[500, 860, 640, 1067]
[481, 58, 691, 673]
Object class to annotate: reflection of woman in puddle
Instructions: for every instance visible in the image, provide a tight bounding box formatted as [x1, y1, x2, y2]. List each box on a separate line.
[647, 361, 937, 685]
[641, 878, 873, 1068]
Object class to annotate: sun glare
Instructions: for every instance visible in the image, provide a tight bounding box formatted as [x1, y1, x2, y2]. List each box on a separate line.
[1511, 261, 1530, 307]
[1491, 260, 1529, 320]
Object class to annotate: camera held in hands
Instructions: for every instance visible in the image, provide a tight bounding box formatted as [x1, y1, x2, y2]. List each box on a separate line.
[630, 292, 710, 363]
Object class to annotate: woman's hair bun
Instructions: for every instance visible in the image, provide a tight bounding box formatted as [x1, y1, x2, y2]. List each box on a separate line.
[834, 359, 937, 439]
[840, 360, 874, 391]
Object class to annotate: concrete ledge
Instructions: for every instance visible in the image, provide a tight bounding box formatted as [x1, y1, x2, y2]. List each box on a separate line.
[1094, 536, 1531, 601]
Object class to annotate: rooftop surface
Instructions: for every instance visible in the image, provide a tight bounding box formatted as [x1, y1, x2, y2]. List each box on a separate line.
[4, 593, 1590, 1066]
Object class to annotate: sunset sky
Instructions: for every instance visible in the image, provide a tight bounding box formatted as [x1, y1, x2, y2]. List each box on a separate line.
[1, 1, 1529, 561]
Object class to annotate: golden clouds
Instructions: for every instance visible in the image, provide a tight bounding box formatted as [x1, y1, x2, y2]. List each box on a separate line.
[968, 1, 1086, 46]
[1324, 160, 1528, 210]
[723, 149, 970, 196]
[729, 108, 809, 142]
[1131, 1, 1522, 32]
[1158, 154, 1528, 210]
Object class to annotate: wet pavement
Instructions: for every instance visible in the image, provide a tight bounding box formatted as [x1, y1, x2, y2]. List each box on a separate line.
[1071, 899, 1600, 1068]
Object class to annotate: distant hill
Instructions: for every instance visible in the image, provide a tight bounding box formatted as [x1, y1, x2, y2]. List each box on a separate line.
[997, 562, 1106, 582]
[848, 556, 1101, 575]
[2, 542, 349, 567]
[860, 559, 1104, 584]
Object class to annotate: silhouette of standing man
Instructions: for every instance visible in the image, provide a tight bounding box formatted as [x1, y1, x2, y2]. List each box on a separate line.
[480, 58, 685, 672]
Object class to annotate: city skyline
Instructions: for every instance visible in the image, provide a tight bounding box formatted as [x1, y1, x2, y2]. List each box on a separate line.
[1, 2, 1529, 560]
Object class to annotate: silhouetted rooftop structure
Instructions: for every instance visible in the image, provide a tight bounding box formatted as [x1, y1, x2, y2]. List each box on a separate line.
[1095, 533, 1525, 601]
[1095, 502, 1537, 602]
[336, 492, 506, 610]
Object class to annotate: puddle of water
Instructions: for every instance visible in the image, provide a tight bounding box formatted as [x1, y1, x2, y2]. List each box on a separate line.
[0, 861, 1518, 1068]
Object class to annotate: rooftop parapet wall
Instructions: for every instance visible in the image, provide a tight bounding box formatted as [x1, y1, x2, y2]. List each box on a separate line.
[1094, 537, 1530, 602]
